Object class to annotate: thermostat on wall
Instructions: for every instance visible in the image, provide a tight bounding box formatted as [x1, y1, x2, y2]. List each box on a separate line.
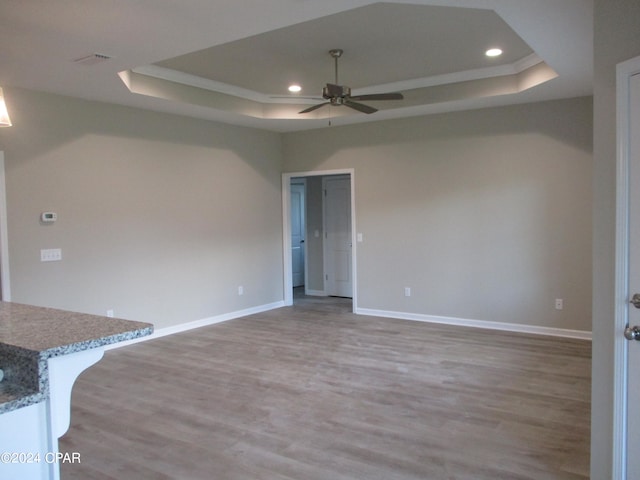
[41, 212, 57, 223]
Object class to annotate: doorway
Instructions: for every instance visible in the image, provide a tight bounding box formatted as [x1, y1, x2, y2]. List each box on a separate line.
[282, 169, 356, 311]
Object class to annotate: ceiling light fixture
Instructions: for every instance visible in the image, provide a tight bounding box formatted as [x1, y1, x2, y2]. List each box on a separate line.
[0, 88, 12, 127]
[288, 84, 302, 93]
[485, 48, 503, 57]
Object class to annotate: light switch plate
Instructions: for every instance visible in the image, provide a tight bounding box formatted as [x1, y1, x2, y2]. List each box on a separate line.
[41, 248, 62, 262]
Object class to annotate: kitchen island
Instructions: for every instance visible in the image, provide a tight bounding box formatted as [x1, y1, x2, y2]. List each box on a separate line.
[0, 302, 152, 480]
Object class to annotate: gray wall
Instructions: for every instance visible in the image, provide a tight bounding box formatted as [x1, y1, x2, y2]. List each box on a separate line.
[592, 0, 640, 476]
[0, 88, 284, 329]
[283, 97, 593, 332]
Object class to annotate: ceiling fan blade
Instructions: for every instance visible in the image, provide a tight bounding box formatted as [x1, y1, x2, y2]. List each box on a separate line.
[344, 100, 377, 114]
[299, 102, 329, 114]
[350, 92, 404, 101]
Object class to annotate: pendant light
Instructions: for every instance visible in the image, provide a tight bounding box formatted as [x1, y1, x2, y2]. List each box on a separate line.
[0, 88, 12, 127]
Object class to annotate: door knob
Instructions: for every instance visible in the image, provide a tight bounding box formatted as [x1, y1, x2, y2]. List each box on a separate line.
[625, 325, 640, 341]
[631, 293, 640, 309]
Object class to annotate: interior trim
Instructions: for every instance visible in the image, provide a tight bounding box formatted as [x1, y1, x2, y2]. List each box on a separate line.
[0, 152, 10, 302]
[104, 301, 285, 350]
[128, 53, 544, 105]
[356, 307, 592, 340]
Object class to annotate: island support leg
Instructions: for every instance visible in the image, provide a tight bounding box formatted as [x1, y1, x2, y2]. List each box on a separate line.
[46, 348, 104, 480]
[0, 348, 104, 480]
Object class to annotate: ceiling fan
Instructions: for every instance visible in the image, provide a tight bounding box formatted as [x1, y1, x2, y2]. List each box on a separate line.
[299, 49, 404, 115]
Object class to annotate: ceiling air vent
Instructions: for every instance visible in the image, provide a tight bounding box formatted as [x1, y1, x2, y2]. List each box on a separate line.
[73, 53, 112, 66]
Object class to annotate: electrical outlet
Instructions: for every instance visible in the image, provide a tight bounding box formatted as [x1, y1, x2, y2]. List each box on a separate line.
[404, 287, 411, 297]
[555, 299, 564, 310]
[238, 286, 244, 296]
[106, 309, 114, 318]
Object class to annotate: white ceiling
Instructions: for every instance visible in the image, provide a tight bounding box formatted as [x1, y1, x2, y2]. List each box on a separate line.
[0, 0, 593, 133]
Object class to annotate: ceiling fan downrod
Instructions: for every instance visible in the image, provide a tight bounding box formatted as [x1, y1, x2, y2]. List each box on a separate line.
[329, 49, 343, 84]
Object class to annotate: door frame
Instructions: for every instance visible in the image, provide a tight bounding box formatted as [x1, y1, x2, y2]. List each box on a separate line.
[0, 152, 10, 301]
[613, 54, 640, 479]
[282, 169, 356, 311]
[290, 179, 307, 289]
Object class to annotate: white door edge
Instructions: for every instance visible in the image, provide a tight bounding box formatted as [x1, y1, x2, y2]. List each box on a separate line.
[281, 169, 356, 311]
[0, 152, 10, 301]
[613, 54, 640, 480]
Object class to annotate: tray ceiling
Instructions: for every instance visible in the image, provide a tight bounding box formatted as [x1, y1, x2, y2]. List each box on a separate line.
[0, 0, 593, 132]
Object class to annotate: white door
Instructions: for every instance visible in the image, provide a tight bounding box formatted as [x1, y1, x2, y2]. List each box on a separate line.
[626, 70, 640, 477]
[291, 183, 305, 288]
[323, 176, 352, 297]
[615, 56, 640, 479]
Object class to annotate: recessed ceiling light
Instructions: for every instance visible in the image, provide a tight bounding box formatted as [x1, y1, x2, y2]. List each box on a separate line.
[485, 48, 503, 57]
[288, 84, 302, 93]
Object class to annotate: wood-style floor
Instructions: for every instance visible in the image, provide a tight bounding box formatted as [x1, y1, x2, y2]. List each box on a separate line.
[60, 292, 591, 480]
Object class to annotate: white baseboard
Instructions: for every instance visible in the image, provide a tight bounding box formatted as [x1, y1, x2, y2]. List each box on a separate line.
[105, 301, 285, 350]
[107, 301, 591, 351]
[355, 307, 592, 340]
[304, 289, 326, 297]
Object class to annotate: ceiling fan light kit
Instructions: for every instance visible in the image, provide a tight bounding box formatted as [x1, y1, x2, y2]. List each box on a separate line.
[299, 49, 404, 115]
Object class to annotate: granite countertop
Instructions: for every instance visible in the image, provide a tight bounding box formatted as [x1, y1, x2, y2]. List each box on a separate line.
[0, 302, 153, 414]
